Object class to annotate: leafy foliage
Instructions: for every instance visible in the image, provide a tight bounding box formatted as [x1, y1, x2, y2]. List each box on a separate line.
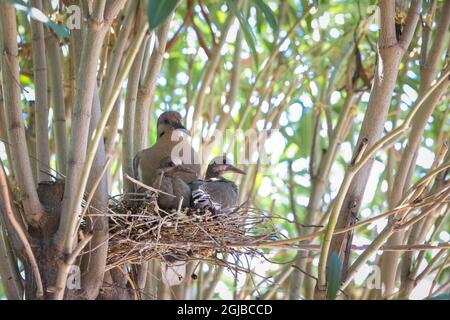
[253, 0, 278, 34]
[226, 0, 259, 68]
[0, 0, 448, 301]
[326, 252, 342, 300]
[147, 0, 179, 30]
[9, 0, 69, 38]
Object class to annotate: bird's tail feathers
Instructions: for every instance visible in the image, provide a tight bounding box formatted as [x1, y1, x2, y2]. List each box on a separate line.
[132, 152, 141, 180]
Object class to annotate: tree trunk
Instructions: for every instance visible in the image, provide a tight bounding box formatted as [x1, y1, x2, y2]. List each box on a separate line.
[327, 0, 421, 294]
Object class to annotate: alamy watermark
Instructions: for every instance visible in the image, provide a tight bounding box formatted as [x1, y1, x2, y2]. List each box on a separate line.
[66, 5, 81, 30]
[66, 265, 81, 290]
[365, 265, 383, 291]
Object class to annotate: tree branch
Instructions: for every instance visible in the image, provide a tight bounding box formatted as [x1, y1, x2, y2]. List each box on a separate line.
[0, 2, 44, 227]
[133, 16, 172, 152]
[399, 0, 422, 50]
[30, 0, 50, 182]
[0, 161, 43, 298]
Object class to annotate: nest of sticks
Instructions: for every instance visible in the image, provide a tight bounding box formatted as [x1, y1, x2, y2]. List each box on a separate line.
[105, 190, 279, 272]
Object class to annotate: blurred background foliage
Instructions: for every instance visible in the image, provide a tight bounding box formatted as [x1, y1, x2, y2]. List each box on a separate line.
[0, 0, 449, 300]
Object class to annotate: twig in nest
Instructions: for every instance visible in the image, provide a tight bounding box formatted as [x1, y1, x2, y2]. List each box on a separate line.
[125, 174, 175, 197]
[105, 192, 279, 275]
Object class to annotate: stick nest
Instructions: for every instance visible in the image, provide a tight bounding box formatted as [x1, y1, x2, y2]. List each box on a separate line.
[106, 191, 278, 272]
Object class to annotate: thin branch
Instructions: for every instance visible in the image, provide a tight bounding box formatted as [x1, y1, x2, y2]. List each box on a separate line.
[43, 0, 67, 175]
[57, 1, 115, 250]
[133, 17, 172, 152]
[260, 265, 293, 300]
[73, 157, 111, 238]
[125, 174, 175, 197]
[0, 224, 23, 299]
[57, 24, 148, 256]
[341, 191, 449, 291]
[428, 254, 450, 296]
[100, 0, 137, 105]
[51, 232, 93, 299]
[288, 161, 301, 235]
[30, 0, 50, 182]
[0, 2, 44, 227]
[166, 0, 194, 52]
[399, 0, 422, 50]
[0, 161, 43, 298]
[379, 0, 397, 50]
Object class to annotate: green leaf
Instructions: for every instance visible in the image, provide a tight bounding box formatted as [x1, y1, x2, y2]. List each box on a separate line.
[46, 20, 69, 38]
[9, 0, 69, 38]
[212, 292, 222, 300]
[226, 0, 259, 69]
[20, 74, 32, 86]
[253, 0, 278, 34]
[217, 10, 227, 24]
[297, 107, 313, 158]
[326, 252, 342, 300]
[8, 0, 27, 6]
[147, 0, 178, 31]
